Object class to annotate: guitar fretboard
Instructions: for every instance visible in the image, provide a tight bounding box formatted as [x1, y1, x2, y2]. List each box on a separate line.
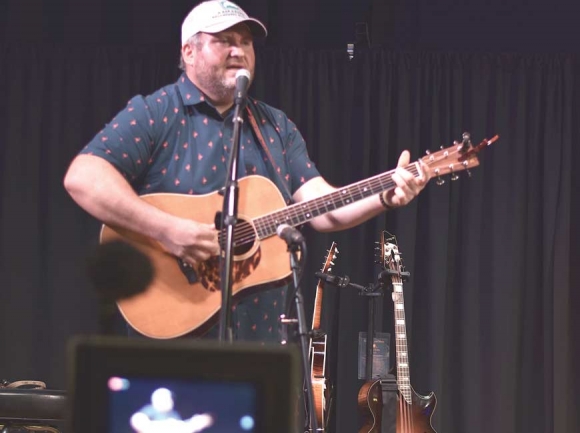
[253, 163, 421, 239]
[393, 282, 412, 405]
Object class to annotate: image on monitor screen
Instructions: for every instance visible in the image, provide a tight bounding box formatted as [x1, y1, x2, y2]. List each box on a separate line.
[107, 376, 257, 433]
[69, 337, 299, 433]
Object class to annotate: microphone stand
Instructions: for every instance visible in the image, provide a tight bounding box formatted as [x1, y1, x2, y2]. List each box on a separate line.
[280, 238, 319, 433]
[218, 95, 246, 343]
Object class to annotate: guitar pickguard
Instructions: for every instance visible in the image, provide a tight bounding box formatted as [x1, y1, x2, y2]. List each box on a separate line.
[197, 248, 262, 292]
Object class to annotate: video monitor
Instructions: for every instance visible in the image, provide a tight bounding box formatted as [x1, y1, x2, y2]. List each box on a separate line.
[67, 336, 300, 433]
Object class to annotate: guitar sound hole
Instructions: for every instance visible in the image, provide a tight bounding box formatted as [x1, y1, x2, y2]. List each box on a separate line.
[224, 218, 256, 256]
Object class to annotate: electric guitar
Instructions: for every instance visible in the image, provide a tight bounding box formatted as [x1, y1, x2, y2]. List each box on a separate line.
[383, 232, 437, 433]
[101, 133, 499, 338]
[309, 242, 338, 431]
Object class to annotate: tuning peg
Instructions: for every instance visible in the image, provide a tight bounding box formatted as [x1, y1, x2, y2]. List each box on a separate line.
[460, 161, 472, 178]
[458, 132, 472, 152]
[450, 172, 459, 181]
[433, 167, 446, 185]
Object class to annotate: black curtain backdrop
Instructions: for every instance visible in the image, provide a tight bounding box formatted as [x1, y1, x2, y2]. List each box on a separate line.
[1, 42, 579, 433]
[4, 0, 580, 52]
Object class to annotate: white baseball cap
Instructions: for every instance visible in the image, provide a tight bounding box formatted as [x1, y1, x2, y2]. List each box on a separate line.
[181, 1, 268, 46]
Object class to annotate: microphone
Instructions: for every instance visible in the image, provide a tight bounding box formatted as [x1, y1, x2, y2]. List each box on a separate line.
[234, 69, 251, 106]
[86, 240, 154, 302]
[276, 224, 305, 245]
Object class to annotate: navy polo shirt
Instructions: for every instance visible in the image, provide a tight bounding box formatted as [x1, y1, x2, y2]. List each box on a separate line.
[81, 73, 321, 342]
[82, 73, 320, 202]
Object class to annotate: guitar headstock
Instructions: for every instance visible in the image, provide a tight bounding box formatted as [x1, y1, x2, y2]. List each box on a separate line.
[311, 242, 338, 330]
[377, 231, 405, 285]
[320, 242, 338, 275]
[421, 132, 499, 185]
[376, 231, 395, 267]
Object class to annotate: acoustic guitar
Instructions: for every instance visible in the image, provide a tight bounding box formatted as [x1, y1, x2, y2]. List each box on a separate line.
[308, 242, 338, 431]
[101, 133, 498, 338]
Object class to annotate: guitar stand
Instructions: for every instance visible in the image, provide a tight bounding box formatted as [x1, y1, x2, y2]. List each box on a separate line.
[357, 281, 385, 381]
[317, 274, 386, 382]
[380, 374, 398, 433]
[279, 241, 320, 433]
[330, 270, 408, 433]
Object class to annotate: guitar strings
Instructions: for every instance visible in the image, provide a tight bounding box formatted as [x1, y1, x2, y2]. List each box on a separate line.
[216, 148, 455, 248]
[216, 166, 415, 247]
[399, 396, 414, 433]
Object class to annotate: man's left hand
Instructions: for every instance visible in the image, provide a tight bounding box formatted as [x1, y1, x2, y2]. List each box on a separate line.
[383, 150, 431, 208]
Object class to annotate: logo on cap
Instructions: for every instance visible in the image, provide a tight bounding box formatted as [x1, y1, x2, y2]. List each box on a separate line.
[220, 1, 240, 10]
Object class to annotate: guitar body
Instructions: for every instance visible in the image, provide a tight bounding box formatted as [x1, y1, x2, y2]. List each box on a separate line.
[311, 334, 328, 428]
[101, 176, 291, 338]
[397, 387, 437, 433]
[357, 380, 382, 433]
[311, 378, 326, 429]
[358, 382, 437, 433]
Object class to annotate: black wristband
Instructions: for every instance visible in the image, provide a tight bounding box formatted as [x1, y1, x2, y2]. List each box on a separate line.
[379, 192, 394, 211]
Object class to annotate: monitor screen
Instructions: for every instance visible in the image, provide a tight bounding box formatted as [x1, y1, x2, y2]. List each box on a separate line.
[67, 336, 299, 433]
[108, 376, 257, 432]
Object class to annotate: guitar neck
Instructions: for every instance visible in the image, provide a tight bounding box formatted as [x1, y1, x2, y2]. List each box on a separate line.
[253, 163, 421, 239]
[393, 281, 412, 404]
[312, 280, 324, 331]
[250, 133, 499, 240]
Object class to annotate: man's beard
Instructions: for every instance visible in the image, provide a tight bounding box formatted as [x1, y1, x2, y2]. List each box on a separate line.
[193, 61, 236, 102]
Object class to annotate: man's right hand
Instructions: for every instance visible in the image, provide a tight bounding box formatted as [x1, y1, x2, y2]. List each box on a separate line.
[159, 218, 220, 267]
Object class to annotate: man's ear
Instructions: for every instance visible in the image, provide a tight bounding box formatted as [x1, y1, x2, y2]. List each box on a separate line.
[181, 44, 195, 67]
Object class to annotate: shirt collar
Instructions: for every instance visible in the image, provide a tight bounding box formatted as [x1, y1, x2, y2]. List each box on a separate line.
[176, 73, 209, 107]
